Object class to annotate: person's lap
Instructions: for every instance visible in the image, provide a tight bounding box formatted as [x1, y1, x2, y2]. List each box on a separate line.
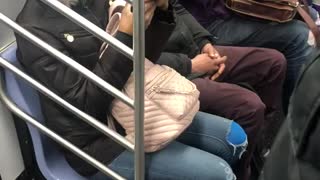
[195, 46, 285, 113]
[103, 141, 236, 180]
[90, 112, 246, 180]
[191, 45, 286, 179]
[206, 14, 313, 109]
[207, 15, 311, 50]
[207, 15, 310, 79]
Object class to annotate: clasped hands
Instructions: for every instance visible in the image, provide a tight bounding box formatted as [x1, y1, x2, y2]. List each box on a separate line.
[192, 43, 226, 80]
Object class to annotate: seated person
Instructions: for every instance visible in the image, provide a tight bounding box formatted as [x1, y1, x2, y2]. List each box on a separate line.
[155, 0, 287, 179]
[15, 0, 247, 179]
[178, 0, 314, 111]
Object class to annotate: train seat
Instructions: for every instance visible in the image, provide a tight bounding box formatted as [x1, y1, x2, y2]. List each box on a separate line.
[0, 43, 87, 180]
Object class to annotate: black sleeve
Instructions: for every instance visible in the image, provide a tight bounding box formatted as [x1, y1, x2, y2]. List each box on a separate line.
[157, 52, 192, 76]
[145, 4, 176, 62]
[16, 29, 133, 120]
[170, 0, 213, 50]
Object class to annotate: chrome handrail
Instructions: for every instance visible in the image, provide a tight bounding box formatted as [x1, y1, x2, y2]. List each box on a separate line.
[0, 57, 134, 151]
[0, 72, 125, 180]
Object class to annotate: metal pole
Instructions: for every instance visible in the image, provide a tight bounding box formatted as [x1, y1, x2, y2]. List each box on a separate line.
[40, 0, 134, 60]
[0, 13, 134, 108]
[133, 0, 145, 179]
[0, 57, 134, 151]
[0, 77, 125, 180]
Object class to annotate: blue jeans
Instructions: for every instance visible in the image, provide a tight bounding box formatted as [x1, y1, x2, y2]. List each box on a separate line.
[90, 112, 247, 180]
[207, 16, 314, 111]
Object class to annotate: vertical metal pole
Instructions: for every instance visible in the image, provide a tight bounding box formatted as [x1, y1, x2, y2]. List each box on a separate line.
[133, 0, 145, 179]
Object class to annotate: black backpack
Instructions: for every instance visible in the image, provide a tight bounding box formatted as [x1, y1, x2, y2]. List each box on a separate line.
[260, 50, 320, 180]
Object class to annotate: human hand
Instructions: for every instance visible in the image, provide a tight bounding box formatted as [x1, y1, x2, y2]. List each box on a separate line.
[154, 0, 169, 10]
[201, 43, 226, 80]
[191, 54, 227, 74]
[118, 2, 156, 35]
[201, 43, 220, 59]
[210, 63, 226, 80]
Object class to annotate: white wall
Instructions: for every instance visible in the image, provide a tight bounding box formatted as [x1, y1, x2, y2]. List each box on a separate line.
[0, 0, 25, 49]
[0, 0, 26, 179]
[0, 102, 25, 180]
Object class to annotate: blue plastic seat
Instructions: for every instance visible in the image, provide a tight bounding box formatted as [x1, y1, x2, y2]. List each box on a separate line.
[0, 43, 87, 180]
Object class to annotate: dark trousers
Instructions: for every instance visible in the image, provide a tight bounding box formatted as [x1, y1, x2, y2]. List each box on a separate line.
[192, 46, 286, 180]
[206, 16, 313, 112]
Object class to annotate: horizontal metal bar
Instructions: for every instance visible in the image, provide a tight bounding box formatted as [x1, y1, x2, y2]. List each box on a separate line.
[40, 0, 134, 60]
[0, 13, 134, 108]
[0, 57, 134, 151]
[0, 75, 125, 180]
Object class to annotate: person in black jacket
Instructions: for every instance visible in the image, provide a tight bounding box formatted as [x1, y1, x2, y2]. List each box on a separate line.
[155, 1, 287, 180]
[260, 51, 320, 180]
[15, 0, 248, 179]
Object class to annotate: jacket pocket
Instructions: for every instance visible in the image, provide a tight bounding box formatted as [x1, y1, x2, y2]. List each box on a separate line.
[60, 30, 92, 42]
[59, 30, 101, 56]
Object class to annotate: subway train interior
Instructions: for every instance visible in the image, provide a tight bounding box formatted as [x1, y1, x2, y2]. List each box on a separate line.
[0, 0, 320, 180]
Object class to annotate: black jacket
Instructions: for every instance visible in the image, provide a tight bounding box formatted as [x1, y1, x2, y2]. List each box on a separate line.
[15, 0, 175, 176]
[260, 51, 320, 180]
[156, 0, 213, 77]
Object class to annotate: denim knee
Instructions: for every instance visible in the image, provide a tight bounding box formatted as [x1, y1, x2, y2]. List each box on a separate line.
[281, 21, 313, 62]
[189, 156, 236, 180]
[203, 160, 237, 180]
[282, 20, 310, 48]
[227, 122, 248, 160]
